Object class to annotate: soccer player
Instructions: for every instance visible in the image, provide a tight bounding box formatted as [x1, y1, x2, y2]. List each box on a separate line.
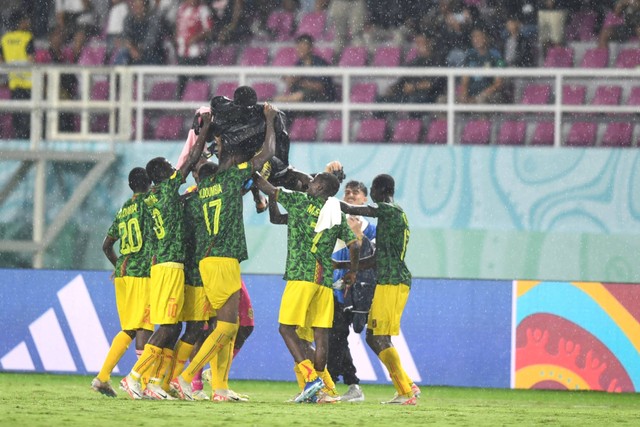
[338, 174, 418, 405]
[254, 171, 361, 403]
[92, 167, 154, 397]
[119, 112, 212, 400]
[170, 103, 277, 401]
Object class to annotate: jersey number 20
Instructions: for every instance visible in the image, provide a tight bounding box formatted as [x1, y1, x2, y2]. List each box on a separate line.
[118, 218, 143, 255]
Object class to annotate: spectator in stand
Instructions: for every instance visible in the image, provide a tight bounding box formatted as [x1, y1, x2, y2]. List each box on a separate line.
[216, 0, 253, 44]
[113, 0, 166, 65]
[378, 34, 445, 105]
[54, 0, 97, 61]
[275, 34, 336, 103]
[500, 15, 536, 67]
[0, 10, 33, 139]
[174, 0, 213, 96]
[598, 0, 640, 48]
[105, 0, 129, 64]
[49, 26, 79, 132]
[328, 0, 366, 51]
[425, 0, 475, 67]
[458, 27, 508, 104]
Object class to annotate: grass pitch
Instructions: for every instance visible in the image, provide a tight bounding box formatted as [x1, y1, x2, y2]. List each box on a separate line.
[1, 373, 639, 426]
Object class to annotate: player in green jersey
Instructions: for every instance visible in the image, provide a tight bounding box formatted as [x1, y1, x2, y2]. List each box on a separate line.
[92, 167, 153, 397]
[119, 113, 212, 400]
[170, 104, 277, 402]
[337, 174, 417, 405]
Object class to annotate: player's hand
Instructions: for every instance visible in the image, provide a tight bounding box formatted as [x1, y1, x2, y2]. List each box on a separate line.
[264, 102, 277, 122]
[200, 112, 213, 129]
[324, 160, 343, 173]
[343, 271, 356, 286]
[347, 215, 363, 236]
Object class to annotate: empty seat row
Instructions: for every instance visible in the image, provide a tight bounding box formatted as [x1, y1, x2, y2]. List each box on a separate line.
[545, 46, 640, 69]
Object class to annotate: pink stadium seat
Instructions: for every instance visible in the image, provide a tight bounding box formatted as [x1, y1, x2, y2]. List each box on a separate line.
[566, 10, 598, 41]
[181, 80, 211, 102]
[404, 47, 418, 65]
[207, 45, 237, 66]
[521, 84, 551, 105]
[591, 85, 622, 106]
[615, 48, 640, 68]
[90, 114, 109, 133]
[295, 12, 327, 41]
[627, 87, 640, 106]
[350, 82, 377, 103]
[214, 82, 238, 98]
[581, 48, 609, 68]
[530, 122, 554, 146]
[0, 114, 14, 139]
[90, 80, 110, 100]
[497, 121, 526, 146]
[566, 122, 597, 147]
[323, 118, 342, 142]
[461, 120, 491, 145]
[314, 47, 334, 65]
[289, 116, 318, 141]
[148, 81, 178, 101]
[272, 46, 298, 66]
[372, 46, 401, 67]
[601, 122, 633, 147]
[425, 119, 447, 144]
[77, 45, 106, 66]
[355, 118, 386, 143]
[339, 46, 367, 67]
[239, 47, 269, 66]
[35, 49, 52, 64]
[0, 87, 10, 99]
[154, 115, 184, 140]
[544, 46, 574, 68]
[392, 119, 422, 143]
[266, 10, 294, 41]
[253, 82, 277, 101]
[562, 85, 586, 105]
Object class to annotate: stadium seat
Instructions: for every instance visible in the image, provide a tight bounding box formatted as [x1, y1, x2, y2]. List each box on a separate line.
[207, 45, 237, 66]
[497, 121, 526, 146]
[372, 46, 401, 67]
[0, 87, 10, 100]
[90, 114, 110, 133]
[322, 118, 342, 142]
[391, 119, 422, 143]
[214, 82, 238, 98]
[0, 114, 14, 139]
[148, 81, 178, 101]
[295, 12, 327, 41]
[314, 47, 334, 65]
[355, 118, 387, 142]
[239, 47, 269, 66]
[530, 122, 554, 146]
[266, 10, 294, 41]
[289, 116, 318, 141]
[181, 80, 211, 102]
[350, 82, 377, 103]
[627, 87, 640, 106]
[601, 122, 633, 147]
[154, 115, 184, 140]
[581, 48, 609, 68]
[461, 120, 491, 145]
[404, 47, 417, 65]
[272, 46, 298, 66]
[562, 85, 586, 105]
[425, 119, 447, 144]
[90, 80, 110, 100]
[77, 45, 106, 66]
[566, 10, 598, 41]
[253, 82, 277, 101]
[35, 48, 52, 64]
[521, 84, 551, 105]
[566, 122, 597, 147]
[591, 85, 622, 106]
[544, 46, 573, 68]
[338, 46, 367, 67]
[615, 48, 640, 68]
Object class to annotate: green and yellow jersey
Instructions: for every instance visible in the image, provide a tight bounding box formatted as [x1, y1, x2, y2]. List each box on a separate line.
[373, 202, 412, 287]
[107, 193, 149, 278]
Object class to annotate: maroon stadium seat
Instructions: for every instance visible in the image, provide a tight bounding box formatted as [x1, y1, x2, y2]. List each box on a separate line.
[530, 122, 554, 146]
[314, 47, 334, 65]
[272, 46, 298, 66]
[253, 82, 277, 101]
[322, 118, 342, 142]
[154, 115, 184, 140]
[562, 85, 586, 105]
[591, 85, 622, 106]
[391, 119, 422, 143]
[544, 46, 573, 68]
[581, 48, 609, 68]
[266, 10, 294, 41]
[35, 48, 52, 64]
[521, 84, 551, 105]
[77, 44, 106, 66]
[461, 120, 491, 145]
[355, 118, 387, 142]
[239, 47, 269, 66]
[372, 46, 401, 67]
[616, 48, 640, 68]
[0, 114, 14, 139]
[148, 81, 178, 101]
[601, 122, 633, 147]
[339, 46, 367, 67]
[566, 10, 598, 41]
[214, 82, 238, 98]
[566, 122, 597, 147]
[425, 119, 447, 144]
[207, 45, 237, 66]
[295, 12, 327, 41]
[627, 87, 640, 106]
[350, 82, 377, 103]
[289, 116, 318, 141]
[181, 80, 211, 102]
[90, 80, 110, 100]
[497, 121, 526, 146]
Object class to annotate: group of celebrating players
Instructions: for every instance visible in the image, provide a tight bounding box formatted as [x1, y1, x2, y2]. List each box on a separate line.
[91, 86, 419, 405]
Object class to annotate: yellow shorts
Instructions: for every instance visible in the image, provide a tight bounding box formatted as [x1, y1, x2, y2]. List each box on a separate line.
[278, 280, 333, 329]
[369, 283, 410, 336]
[180, 284, 213, 322]
[296, 326, 314, 343]
[149, 262, 185, 325]
[114, 276, 153, 331]
[199, 257, 242, 310]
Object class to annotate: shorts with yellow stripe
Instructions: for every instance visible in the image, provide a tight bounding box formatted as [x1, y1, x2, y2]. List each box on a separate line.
[199, 256, 242, 310]
[180, 284, 215, 322]
[114, 276, 153, 331]
[149, 262, 185, 325]
[368, 283, 410, 336]
[278, 280, 333, 329]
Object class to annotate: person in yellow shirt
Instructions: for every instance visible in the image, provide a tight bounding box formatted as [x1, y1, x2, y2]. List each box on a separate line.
[0, 11, 34, 139]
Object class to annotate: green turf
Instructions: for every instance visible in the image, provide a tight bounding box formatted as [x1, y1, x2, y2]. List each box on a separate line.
[1, 373, 640, 426]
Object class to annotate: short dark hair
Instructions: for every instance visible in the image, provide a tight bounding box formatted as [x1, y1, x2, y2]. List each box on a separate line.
[234, 86, 258, 107]
[146, 157, 172, 184]
[198, 162, 218, 180]
[372, 174, 394, 196]
[316, 172, 340, 197]
[345, 180, 367, 197]
[128, 167, 150, 193]
[9, 10, 26, 28]
[296, 34, 314, 45]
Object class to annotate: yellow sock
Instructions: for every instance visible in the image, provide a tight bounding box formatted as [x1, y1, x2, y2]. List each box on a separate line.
[212, 339, 234, 390]
[97, 331, 132, 382]
[149, 348, 173, 386]
[297, 359, 317, 382]
[317, 369, 336, 394]
[163, 340, 194, 391]
[181, 321, 238, 383]
[131, 344, 163, 380]
[379, 347, 413, 396]
[293, 365, 305, 390]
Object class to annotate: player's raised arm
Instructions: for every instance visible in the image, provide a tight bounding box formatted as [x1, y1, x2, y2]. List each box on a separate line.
[340, 200, 377, 217]
[178, 112, 212, 181]
[249, 103, 277, 172]
[102, 235, 118, 267]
